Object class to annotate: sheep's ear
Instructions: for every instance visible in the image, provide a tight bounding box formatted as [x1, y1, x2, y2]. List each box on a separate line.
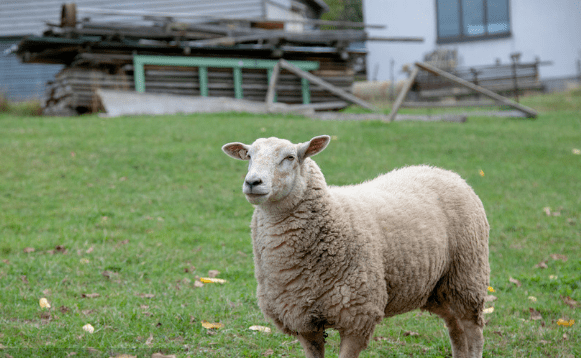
[297, 135, 330, 161]
[222, 142, 251, 160]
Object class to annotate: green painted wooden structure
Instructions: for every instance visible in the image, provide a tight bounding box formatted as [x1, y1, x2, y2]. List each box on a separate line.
[133, 55, 319, 104]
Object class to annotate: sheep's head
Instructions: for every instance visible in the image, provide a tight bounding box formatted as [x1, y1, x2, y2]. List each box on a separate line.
[222, 135, 330, 205]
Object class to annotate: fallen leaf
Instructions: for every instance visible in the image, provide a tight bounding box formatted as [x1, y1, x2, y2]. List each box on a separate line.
[39, 298, 51, 309]
[557, 319, 575, 327]
[82, 324, 95, 334]
[561, 296, 578, 309]
[573, 148, 581, 155]
[137, 293, 155, 299]
[145, 333, 153, 346]
[1, 259, 9, 265]
[563, 333, 568, 340]
[200, 277, 227, 284]
[80, 258, 90, 264]
[208, 270, 220, 278]
[81, 293, 100, 299]
[201, 320, 224, 329]
[484, 295, 497, 302]
[86, 247, 94, 254]
[483, 307, 494, 314]
[549, 275, 558, 280]
[20, 275, 29, 284]
[539, 340, 549, 344]
[529, 308, 542, 320]
[151, 354, 176, 358]
[23, 247, 35, 253]
[40, 311, 51, 320]
[487, 286, 495, 293]
[262, 349, 274, 357]
[59, 306, 70, 314]
[55, 245, 67, 253]
[479, 169, 485, 177]
[81, 309, 95, 315]
[404, 331, 419, 337]
[119, 239, 130, 245]
[528, 296, 537, 302]
[193, 280, 204, 288]
[249, 325, 271, 333]
[543, 207, 552, 216]
[550, 254, 567, 262]
[534, 260, 548, 269]
[509, 277, 522, 287]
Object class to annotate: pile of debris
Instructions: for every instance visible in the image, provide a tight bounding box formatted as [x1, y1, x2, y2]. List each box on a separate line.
[15, 3, 410, 116]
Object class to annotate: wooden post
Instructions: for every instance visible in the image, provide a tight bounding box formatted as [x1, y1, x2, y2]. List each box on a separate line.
[415, 62, 538, 118]
[386, 66, 419, 122]
[266, 62, 281, 105]
[277, 59, 376, 110]
[199, 67, 208, 97]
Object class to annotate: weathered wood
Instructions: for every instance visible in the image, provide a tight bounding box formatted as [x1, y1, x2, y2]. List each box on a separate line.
[288, 101, 348, 111]
[311, 112, 467, 123]
[402, 100, 499, 108]
[266, 62, 281, 106]
[386, 66, 419, 122]
[277, 59, 376, 110]
[367, 36, 424, 42]
[415, 62, 538, 118]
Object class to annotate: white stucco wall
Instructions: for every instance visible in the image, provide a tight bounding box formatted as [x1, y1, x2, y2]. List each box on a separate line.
[365, 0, 581, 82]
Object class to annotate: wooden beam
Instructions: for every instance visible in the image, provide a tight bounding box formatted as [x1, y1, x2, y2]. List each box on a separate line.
[265, 62, 281, 106]
[277, 59, 376, 110]
[367, 36, 424, 42]
[386, 66, 419, 122]
[415, 62, 538, 118]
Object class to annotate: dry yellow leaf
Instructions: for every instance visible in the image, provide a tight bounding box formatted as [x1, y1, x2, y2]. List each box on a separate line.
[83, 323, 95, 333]
[39, 298, 51, 309]
[249, 325, 271, 333]
[80, 258, 90, 264]
[200, 277, 227, 284]
[479, 170, 485, 177]
[487, 286, 495, 292]
[557, 319, 575, 327]
[528, 296, 537, 302]
[483, 307, 494, 314]
[201, 320, 224, 329]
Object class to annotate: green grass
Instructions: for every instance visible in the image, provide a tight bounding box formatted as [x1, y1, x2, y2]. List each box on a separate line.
[0, 91, 580, 357]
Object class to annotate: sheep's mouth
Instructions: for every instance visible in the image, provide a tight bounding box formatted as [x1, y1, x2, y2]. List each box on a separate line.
[245, 193, 268, 198]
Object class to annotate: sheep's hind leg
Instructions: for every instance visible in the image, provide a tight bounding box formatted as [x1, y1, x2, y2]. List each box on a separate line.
[297, 330, 326, 358]
[338, 332, 367, 358]
[424, 303, 470, 358]
[460, 318, 484, 358]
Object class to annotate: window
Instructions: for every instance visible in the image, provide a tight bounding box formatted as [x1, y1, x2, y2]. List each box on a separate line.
[436, 0, 510, 43]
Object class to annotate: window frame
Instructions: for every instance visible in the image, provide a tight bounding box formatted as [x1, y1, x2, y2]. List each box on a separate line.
[435, 0, 511, 44]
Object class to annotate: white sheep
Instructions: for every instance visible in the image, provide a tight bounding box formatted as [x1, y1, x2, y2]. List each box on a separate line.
[222, 135, 489, 358]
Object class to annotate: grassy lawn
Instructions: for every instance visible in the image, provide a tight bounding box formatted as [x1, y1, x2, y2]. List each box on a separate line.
[0, 90, 579, 357]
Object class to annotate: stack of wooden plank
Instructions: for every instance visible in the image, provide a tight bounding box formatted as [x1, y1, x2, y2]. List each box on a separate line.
[16, 5, 380, 115]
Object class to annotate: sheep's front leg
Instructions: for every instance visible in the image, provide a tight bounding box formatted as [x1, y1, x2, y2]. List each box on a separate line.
[338, 332, 367, 358]
[297, 330, 326, 358]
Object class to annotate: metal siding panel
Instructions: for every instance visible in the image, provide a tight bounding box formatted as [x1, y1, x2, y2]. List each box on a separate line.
[0, 0, 265, 37]
[0, 42, 62, 101]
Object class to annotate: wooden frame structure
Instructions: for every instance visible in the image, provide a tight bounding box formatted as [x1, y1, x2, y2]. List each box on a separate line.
[133, 55, 319, 103]
[387, 62, 538, 121]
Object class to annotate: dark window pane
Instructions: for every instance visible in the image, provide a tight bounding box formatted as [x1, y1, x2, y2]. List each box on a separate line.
[462, 0, 485, 36]
[487, 0, 510, 33]
[437, 0, 460, 38]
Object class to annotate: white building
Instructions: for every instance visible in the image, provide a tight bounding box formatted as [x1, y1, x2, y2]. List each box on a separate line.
[364, 0, 581, 86]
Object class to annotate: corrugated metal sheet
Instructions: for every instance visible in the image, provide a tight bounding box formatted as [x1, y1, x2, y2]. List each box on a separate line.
[0, 0, 266, 37]
[0, 41, 62, 101]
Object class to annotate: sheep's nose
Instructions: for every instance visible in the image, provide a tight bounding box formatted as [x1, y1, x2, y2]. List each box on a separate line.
[245, 178, 263, 187]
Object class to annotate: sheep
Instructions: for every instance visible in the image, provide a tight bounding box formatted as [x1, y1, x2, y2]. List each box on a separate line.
[222, 135, 490, 358]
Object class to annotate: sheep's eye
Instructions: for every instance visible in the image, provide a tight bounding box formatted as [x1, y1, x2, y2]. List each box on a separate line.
[286, 155, 295, 161]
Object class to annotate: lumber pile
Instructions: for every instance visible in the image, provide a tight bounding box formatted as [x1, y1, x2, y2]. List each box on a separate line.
[16, 3, 403, 116]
